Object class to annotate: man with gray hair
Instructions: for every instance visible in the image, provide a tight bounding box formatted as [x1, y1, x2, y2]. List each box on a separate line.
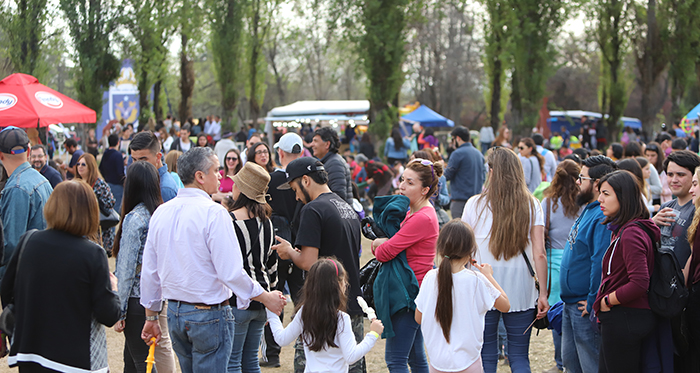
[140, 147, 286, 372]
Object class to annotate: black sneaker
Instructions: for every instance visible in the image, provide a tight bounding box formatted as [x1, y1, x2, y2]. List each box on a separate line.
[259, 358, 280, 368]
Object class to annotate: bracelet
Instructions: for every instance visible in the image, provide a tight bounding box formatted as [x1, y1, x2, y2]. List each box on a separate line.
[604, 295, 611, 308]
[145, 315, 159, 321]
[369, 331, 380, 339]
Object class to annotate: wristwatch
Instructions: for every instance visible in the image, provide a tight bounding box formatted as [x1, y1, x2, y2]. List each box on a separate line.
[604, 295, 611, 308]
[145, 315, 159, 321]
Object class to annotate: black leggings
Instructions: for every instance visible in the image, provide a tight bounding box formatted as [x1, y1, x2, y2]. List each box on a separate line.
[124, 297, 155, 373]
[598, 306, 656, 373]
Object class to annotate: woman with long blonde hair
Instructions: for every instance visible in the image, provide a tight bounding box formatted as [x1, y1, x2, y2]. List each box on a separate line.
[461, 147, 548, 373]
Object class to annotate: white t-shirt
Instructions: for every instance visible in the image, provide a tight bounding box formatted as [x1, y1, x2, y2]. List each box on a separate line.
[415, 268, 501, 372]
[266, 308, 378, 373]
[462, 196, 544, 312]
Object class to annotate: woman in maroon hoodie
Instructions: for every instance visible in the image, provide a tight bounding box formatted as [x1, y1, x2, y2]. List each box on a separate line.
[594, 170, 660, 373]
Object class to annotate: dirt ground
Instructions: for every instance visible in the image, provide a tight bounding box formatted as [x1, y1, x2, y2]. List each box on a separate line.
[0, 237, 556, 373]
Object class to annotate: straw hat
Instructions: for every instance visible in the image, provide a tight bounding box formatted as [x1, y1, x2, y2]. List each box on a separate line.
[232, 162, 271, 204]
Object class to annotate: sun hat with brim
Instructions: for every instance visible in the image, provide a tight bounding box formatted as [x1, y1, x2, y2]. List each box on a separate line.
[277, 157, 325, 190]
[0, 126, 30, 155]
[232, 162, 271, 204]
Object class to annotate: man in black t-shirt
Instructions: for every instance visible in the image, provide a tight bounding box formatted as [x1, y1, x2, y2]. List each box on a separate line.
[273, 157, 365, 373]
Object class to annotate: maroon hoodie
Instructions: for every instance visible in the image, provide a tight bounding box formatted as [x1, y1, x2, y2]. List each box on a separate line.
[593, 218, 659, 314]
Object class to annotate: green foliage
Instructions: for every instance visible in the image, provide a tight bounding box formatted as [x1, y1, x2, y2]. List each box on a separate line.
[60, 0, 121, 121]
[244, 0, 277, 122]
[592, 0, 634, 141]
[0, 0, 50, 80]
[666, 0, 700, 118]
[123, 0, 176, 125]
[481, 0, 510, 129]
[508, 0, 568, 134]
[207, 0, 246, 130]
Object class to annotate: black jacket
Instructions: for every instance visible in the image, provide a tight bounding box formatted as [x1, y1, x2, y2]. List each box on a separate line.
[2, 229, 120, 371]
[320, 152, 353, 205]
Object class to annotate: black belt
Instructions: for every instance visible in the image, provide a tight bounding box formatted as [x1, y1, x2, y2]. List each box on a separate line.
[169, 299, 230, 310]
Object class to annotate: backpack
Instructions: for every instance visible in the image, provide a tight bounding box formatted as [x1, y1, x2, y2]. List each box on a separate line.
[635, 222, 689, 318]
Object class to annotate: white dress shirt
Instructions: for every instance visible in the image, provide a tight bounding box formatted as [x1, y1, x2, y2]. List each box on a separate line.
[140, 188, 264, 311]
[205, 121, 222, 141]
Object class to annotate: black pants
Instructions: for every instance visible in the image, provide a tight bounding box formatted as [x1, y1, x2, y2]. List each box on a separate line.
[598, 306, 656, 373]
[124, 297, 155, 373]
[683, 283, 700, 372]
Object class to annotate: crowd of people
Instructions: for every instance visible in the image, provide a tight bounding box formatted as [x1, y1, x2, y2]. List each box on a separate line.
[0, 114, 700, 373]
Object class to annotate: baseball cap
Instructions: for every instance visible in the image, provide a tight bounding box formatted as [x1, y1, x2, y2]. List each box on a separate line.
[277, 157, 325, 190]
[0, 126, 30, 155]
[274, 133, 303, 154]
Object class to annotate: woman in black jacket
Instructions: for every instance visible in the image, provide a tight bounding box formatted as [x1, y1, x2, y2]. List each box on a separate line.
[1, 180, 120, 372]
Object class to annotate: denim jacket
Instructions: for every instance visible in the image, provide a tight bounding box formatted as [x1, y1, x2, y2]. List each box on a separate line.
[0, 162, 52, 272]
[114, 203, 151, 319]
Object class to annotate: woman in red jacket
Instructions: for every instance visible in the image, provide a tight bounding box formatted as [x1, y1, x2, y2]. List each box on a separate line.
[594, 170, 659, 373]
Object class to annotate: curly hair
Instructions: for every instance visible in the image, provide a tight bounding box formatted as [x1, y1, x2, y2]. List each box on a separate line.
[543, 160, 580, 218]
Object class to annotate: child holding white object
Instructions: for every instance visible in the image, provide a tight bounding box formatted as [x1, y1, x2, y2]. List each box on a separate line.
[415, 220, 510, 373]
[266, 258, 384, 373]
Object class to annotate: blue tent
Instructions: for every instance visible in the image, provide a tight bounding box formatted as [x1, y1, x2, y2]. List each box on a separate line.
[686, 103, 700, 120]
[400, 105, 454, 127]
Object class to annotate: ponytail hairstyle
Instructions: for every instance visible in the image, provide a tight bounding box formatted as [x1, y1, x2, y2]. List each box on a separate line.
[435, 220, 477, 343]
[299, 257, 348, 352]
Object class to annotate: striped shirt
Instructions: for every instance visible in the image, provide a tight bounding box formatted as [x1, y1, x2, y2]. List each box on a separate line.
[231, 214, 278, 309]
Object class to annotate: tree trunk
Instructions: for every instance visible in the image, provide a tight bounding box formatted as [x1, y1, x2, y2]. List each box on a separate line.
[153, 79, 163, 121]
[639, 0, 656, 139]
[179, 32, 194, 122]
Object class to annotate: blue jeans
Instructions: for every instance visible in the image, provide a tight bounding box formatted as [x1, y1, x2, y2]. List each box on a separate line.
[385, 310, 428, 373]
[482, 309, 536, 373]
[552, 329, 562, 370]
[108, 182, 124, 214]
[168, 301, 235, 373]
[228, 307, 266, 373]
[561, 302, 600, 373]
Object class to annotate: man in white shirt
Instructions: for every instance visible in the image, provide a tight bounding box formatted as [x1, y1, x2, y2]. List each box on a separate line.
[205, 115, 222, 141]
[140, 147, 286, 372]
[214, 131, 237, 168]
[532, 133, 557, 182]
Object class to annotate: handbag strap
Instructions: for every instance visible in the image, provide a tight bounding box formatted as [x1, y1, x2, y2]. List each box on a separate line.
[522, 251, 540, 293]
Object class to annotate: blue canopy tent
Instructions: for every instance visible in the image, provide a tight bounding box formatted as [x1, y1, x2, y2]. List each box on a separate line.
[686, 103, 700, 120]
[400, 105, 455, 127]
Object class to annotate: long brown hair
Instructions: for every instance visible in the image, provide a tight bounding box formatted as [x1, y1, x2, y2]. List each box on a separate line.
[223, 148, 242, 175]
[164, 150, 182, 173]
[247, 142, 276, 173]
[75, 153, 102, 186]
[688, 167, 700, 245]
[435, 220, 477, 343]
[478, 147, 537, 260]
[543, 160, 580, 218]
[298, 258, 348, 351]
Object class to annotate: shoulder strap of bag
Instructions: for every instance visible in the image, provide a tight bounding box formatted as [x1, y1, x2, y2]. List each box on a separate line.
[9, 229, 38, 301]
[522, 251, 540, 293]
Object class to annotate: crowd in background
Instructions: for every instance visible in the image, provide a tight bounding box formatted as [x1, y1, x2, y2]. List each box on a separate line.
[1, 113, 700, 373]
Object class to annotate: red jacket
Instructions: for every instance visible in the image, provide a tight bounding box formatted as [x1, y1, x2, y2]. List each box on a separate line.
[594, 218, 658, 314]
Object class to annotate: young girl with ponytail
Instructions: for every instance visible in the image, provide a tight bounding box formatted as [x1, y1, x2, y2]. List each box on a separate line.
[414, 220, 510, 373]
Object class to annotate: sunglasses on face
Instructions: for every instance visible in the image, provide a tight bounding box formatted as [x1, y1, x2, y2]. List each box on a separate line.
[226, 157, 239, 161]
[578, 174, 593, 181]
[77, 162, 87, 167]
[518, 146, 526, 150]
[647, 144, 659, 151]
[255, 150, 268, 155]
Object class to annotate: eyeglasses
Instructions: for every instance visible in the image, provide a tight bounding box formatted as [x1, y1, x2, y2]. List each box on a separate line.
[226, 157, 239, 161]
[578, 174, 594, 181]
[646, 144, 659, 151]
[255, 150, 268, 155]
[77, 162, 87, 167]
[518, 146, 525, 150]
[409, 158, 435, 182]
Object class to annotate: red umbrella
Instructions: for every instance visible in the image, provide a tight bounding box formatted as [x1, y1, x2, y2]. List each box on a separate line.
[0, 73, 96, 128]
